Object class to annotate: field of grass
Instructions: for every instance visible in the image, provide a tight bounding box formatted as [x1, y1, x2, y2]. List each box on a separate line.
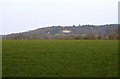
[2, 40, 118, 77]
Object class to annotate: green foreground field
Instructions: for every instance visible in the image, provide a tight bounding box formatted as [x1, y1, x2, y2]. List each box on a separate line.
[2, 40, 118, 77]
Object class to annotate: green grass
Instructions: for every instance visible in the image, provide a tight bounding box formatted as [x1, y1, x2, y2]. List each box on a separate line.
[2, 40, 118, 77]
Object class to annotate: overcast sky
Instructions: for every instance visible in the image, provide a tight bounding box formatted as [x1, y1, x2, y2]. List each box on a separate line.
[1, 0, 119, 34]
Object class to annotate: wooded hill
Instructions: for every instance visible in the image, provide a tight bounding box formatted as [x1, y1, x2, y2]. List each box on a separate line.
[2, 24, 119, 40]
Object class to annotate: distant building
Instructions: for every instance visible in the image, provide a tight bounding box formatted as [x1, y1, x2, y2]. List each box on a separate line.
[47, 32, 50, 34]
[62, 29, 71, 33]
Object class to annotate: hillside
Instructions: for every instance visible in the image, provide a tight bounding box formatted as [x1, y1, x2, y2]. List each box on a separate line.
[2, 24, 118, 40]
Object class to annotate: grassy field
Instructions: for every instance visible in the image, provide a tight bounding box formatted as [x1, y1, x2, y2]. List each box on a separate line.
[2, 40, 118, 77]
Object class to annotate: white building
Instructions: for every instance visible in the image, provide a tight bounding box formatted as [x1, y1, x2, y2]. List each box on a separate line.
[62, 29, 71, 33]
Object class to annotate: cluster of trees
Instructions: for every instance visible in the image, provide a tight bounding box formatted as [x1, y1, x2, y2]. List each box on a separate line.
[2, 33, 119, 40]
[74, 34, 118, 40]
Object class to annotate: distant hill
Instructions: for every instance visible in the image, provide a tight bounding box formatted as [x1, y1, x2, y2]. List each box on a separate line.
[2, 24, 119, 40]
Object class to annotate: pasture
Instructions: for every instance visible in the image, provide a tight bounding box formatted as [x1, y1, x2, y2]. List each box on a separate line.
[2, 40, 118, 77]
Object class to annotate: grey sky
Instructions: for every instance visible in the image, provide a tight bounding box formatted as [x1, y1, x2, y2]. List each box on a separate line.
[1, 0, 119, 34]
